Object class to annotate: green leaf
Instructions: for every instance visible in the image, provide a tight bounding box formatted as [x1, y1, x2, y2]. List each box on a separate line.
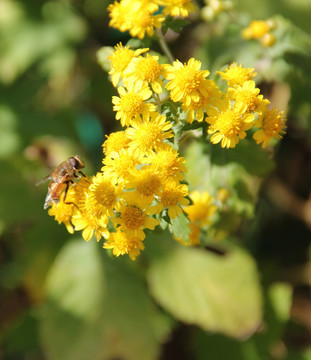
[40, 239, 171, 360]
[147, 240, 263, 339]
[210, 139, 275, 177]
[164, 16, 190, 33]
[168, 213, 191, 244]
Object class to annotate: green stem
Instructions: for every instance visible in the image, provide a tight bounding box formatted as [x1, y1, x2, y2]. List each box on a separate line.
[156, 28, 175, 64]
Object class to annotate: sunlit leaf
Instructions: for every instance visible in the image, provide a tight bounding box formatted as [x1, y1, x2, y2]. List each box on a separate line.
[147, 239, 262, 339]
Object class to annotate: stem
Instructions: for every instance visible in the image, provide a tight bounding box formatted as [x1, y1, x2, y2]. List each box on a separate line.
[154, 93, 162, 112]
[156, 28, 175, 64]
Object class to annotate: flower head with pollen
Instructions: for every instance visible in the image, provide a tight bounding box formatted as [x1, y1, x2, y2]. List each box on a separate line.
[228, 80, 270, 113]
[106, 43, 148, 87]
[124, 54, 165, 94]
[88, 172, 120, 216]
[185, 191, 217, 226]
[181, 81, 221, 124]
[156, 179, 189, 219]
[71, 189, 110, 242]
[125, 167, 163, 203]
[156, 0, 196, 17]
[102, 148, 141, 185]
[164, 58, 211, 108]
[206, 96, 255, 148]
[253, 107, 287, 148]
[103, 230, 145, 260]
[113, 195, 159, 239]
[109, 0, 165, 40]
[102, 131, 130, 156]
[126, 113, 173, 156]
[128, 2, 165, 39]
[217, 62, 257, 87]
[48, 187, 76, 234]
[145, 146, 187, 181]
[112, 82, 155, 127]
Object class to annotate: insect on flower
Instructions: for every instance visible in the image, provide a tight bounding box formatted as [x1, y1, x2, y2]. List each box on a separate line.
[37, 156, 86, 210]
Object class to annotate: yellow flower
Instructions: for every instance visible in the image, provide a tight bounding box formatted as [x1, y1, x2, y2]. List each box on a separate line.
[124, 53, 165, 94]
[106, 43, 148, 87]
[71, 181, 110, 242]
[242, 20, 276, 47]
[228, 80, 270, 113]
[242, 20, 270, 39]
[48, 187, 76, 234]
[103, 230, 145, 260]
[125, 167, 163, 203]
[156, 179, 189, 219]
[88, 172, 120, 216]
[206, 96, 255, 148]
[164, 58, 211, 108]
[156, 0, 196, 17]
[253, 107, 286, 148]
[102, 130, 130, 156]
[184, 190, 217, 226]
[145, 146, 187, 181]
[126, 112, 174, 156]
[113, 195, 159, 239]
[181, 81, 221, 124]
[112, 82, 155, 127]
[108, 0, 165, 40]
[102, 148, 141, 185]
[217, 62, 257, 87]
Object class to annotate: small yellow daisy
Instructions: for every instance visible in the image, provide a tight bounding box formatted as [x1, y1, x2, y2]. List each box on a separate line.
[206, 96, 255, 148]
[102, 148, 141, 185]
[156, 0, 196, 18]
[88, 172, 120, 216]
[102, 130, 130, 156]
[228, 80, 270, 113]
[103, 230, 145, 260]
[126, 112, 174, 156]
[155, 179, 189, 219]
[145, 146, 187, 181]
[106, 42, 148, 87]
[253, 107, 286, 148]
[124, 53, 165, 94]
[217, 62, 257, 87]
[113, 195, 159, 240]
[125, 167, 163, 204]
[184, 190, 217, 226]
[164, 58, 211, 108]
[112, 82, 155, 127]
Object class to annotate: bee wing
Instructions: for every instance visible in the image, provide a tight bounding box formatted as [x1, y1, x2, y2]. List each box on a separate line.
[44, 191, 53, 210]
[36, 174, 52, 187]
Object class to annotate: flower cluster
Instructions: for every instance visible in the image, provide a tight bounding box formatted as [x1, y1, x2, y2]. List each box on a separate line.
[47, 0, 287, 260]
[108, 0, 196, 39]
[48, 42, 287, 259]
[242, 19, 277, 47]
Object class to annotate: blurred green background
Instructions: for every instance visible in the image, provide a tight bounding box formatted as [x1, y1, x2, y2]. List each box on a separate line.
[0, 0, 311, 359]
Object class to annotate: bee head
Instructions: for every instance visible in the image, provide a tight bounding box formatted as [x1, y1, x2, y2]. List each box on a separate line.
[69, 156, 85, 170]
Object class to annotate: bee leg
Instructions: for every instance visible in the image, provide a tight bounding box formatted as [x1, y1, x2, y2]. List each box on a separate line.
[62, 181, 80, 211]
[74, 171, 86, 178]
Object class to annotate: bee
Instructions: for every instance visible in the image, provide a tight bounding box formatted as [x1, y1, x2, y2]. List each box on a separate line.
[38, 155, 86, 210]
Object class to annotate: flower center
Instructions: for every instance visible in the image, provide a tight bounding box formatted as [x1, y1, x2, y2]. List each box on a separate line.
[111, 49, 134, 73]
[262, 111, 283, 137]
[178, 67, 201, 94]
[161, 190, 180, 207]
[94, 183, 116, 207]
[216, 111, 242, 136]
[121, 206, 145, 229]
[136, 174, 161, 197]
[120, 92, 144, 117]
[136, 57, 161, 82]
